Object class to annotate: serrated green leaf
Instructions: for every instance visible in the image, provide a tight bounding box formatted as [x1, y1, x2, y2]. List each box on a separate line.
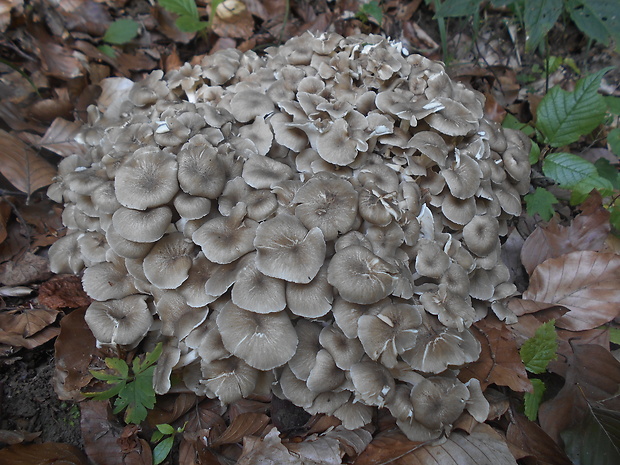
[106, 357, 129, 378]
[594, 158, 620, 189]
[153, 436, 175, 465]
[524, 0, 563, 52]
[503, 113, 535, 136]
[435, 0, 484, 17]
[524, 378, 546, 421]
[103, 19, 140, 45]
[566, 0, 620, 50]
[562, 404, 620, 465]
[529, 140, 541, 164]
[356, 1, 384, 24]
[156, 423, 175, 435]
[608, 128, 620, 156]
[520, 320, 558, 374]
[158, 0, 199, 19]
[537, 68, 612, 147]
[84, 380, 126, 401]
[543, 152, 598, 187]
[609, 327, 620, 345]
[610, 206, 620, 234]
[175, 16, 208, 33]
[138, 342, 163, 373]
[570, 175, 614, 204]
[525, 187, 558, 220]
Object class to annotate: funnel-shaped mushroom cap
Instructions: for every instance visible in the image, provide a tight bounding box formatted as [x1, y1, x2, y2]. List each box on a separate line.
[410, 377, 469, 430]
[289, 319, 322, 381]
[350, 361, 395, 408]
[306, 349, 345, 393]
[231, 255, 286, 313]
[216, 302, 297, 370]
[441, 152, 482, 200]
[114, 147, 178, 210]
[201, 356, 259, 404]
[193, 203, 258, 264]
[463, 214, 500, 257]
[242, 154, 293, 189]
[285, 264, 332, 318]
[143, 232, 194, 289]
[293, 175, 358, 241]
[177, 144, 226, 199]
[254, 213, 326, 284]
[85, 295, 153, 346]
[328, 245, 398, 305]
[112, 206, 172, 243]
[319, 324, 364, 370]
[82, 259, 137, 301]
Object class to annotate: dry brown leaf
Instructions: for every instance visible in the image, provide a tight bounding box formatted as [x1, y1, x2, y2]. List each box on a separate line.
[0, 442, 88, 465]
[0, 198, 11, 245]
[0, 306, 59, 338]
[0, 129, 57, 196]
[458, 317, 531, 392]
[0, 429, 41, 445]
[146, 392, 197, 427]
[506, 413, 573, 465]
[38, 274, 91, 310]
[80, 400, 148, 465]
[0, 251, 52, 285]
[236, 427, 300, 465]
[212, 7, 255, 40]
[539, 344, 620, 443]
[53, 306, 96, 400]
[0, 325, 59, 349]
[39, 118, 86, 157]
[325, 427, 373, 459]
[211, 412, 270, 446]
[399, 423, 517, 465]
[521, 207, 611, 276]
[354, 428, 425, 465]
[286, 434, 343, 465]
[521, 251, 620, 331]
[548, 327, 609, 377]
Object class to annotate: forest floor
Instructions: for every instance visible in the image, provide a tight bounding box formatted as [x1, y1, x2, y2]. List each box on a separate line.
[0, 1, 619, 464]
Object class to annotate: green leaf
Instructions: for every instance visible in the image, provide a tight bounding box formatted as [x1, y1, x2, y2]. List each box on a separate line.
[523, 0, 563, 52]
[158, 0, 199, 19]
[525, 187, 558, 220]
[605, 96, 620, 115]
[117, 365, 156, 424]
[529, 140, 541, 164]
[502, 113, 535, 136]
[97, 45, 117, 58]
[566, 0, 620, 50]
[175, 16, 208, 33]
[153, 436, 174, 465]
[106, 358, 129, 379]
[562, 405, 620, 465]
[610, 206, 620, 233]
[435, 0, 484, 17]
[543, 152, 606, 189]
[520, 320, 558, 374]
[356, 1, 384, 24]
[610, 327, 620, 345]
[570, 175, 614, 204]
[594, 158, 620, 189]
[103, 19, 140, 45]
[151, 430, 165, 443]
[537, 68, 612, 147]
[156, 423, 176, 435]
[137, 343, 163, 374]
[90, 369, 124, 383]
[84, 380, 126, 401]
[524, 378, 546, 421]
[608, 128, 620, 156]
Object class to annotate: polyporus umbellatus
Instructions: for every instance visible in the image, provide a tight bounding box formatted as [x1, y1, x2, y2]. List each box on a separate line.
[48, 32, 530, 441]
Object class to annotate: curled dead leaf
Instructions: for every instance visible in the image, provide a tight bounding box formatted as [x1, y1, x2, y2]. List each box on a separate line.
[522, 251, 620, 331]
[0, 442, 88, 465]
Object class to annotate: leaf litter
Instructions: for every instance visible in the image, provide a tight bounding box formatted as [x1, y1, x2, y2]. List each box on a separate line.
[0, 0, 619, 464]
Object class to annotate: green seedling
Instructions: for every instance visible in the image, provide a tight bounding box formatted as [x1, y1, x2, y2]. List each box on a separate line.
[158, 0, 225, 33]
[99, 18, 141, 57]
[151, 422, 187, 465]
[84, 343, 163, 425]
[355, 1, 384, 25]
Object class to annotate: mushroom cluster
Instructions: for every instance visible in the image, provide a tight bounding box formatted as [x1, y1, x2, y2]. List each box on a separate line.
[48, 32, 530, 441]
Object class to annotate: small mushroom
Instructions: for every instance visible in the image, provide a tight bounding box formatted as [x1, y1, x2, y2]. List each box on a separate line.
[84, 295, 153, 346]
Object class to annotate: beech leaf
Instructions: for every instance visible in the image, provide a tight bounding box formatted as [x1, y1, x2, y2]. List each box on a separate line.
[522, 251, 620, 331]
[519, 320, 558, 374]
[0, 129, 57, 196]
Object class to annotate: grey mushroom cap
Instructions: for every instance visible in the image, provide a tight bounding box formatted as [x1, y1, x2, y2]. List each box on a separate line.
[84, 295, 153, 346]
[327, 245, 398, 305]
[112, 206, 172, 243]
[143, 232, 194, 289]
[231, 255, 287, 314]
[216, 301, 298, 370]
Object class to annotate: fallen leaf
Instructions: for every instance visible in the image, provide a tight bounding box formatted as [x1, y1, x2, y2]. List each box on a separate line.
[146, 392, 197, 427]
[548, 327, 610, 378]
[38, 275, 91, 310]
[212, 7, 255, 40]
[0, 429, 41, 445]
[539, 344, 620, 443]
[0, 251, 52, 285]
[521, 251, 620, 331]
[0, 306, 59, 338]
[355, 428, 424, 465]
[287, 434, 343, 465]
[38, 117, 86, 157]
[235, 427, 299, 465]
[0, 324, 59, 349]
[211, 412, 270, 447]
[80, 400, 149, 465]
[506, 413, 572, 465]
[521, 206, 611, 276]
[0, 442, 88, 465]
[326, 427, 373, 459]
[458, 317, 531, 392]
[0, 198, 11, 245]
[0, 129, 57, 196]
[53, 306, 96, 400]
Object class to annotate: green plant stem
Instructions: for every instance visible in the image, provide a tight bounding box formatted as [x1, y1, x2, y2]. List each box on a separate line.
[279, 0, 290, 44]
[0, 57, 40, 97]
